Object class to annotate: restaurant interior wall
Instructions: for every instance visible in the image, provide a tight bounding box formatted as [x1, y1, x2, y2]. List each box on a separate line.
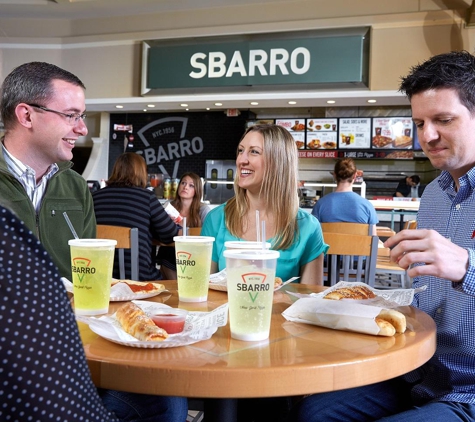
[0, 0, 472, 187]
[0, 3, 472, 109]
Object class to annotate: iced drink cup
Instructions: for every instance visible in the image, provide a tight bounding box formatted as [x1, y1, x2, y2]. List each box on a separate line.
[68, 239, 116, 315]
[174, 236, 215, 302]
[224, 249, 280, 341]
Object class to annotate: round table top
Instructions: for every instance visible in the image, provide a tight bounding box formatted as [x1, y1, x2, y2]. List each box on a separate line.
[78, 281, 436, 398]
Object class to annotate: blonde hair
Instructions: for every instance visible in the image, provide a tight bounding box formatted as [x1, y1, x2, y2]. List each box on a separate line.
[225, 124, 299, 250]
[172, 172, 204, 227]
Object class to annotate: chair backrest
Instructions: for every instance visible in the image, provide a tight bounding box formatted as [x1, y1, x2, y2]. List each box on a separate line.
[320, 222, 372, 236]
[96, 225, 139, 280]
[322, 231, 379, 287]
[403, 220, 417, 230]
[187, 227, 202, 236]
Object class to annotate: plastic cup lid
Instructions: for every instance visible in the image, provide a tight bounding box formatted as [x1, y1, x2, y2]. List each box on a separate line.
[225, 241, 271, 249]
[173, 236, 215, 243]
[223, 249, 280, 260]
[68, 238, 117, 247]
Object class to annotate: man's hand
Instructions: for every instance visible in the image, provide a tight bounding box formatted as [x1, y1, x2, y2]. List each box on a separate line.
[383, 229, 469, 282]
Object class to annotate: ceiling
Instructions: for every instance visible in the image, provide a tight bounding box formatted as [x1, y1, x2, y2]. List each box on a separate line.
[0, 0, 468, 113]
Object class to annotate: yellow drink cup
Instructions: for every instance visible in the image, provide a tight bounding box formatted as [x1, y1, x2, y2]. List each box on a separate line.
[174, 236, 215, 302]
[224, 249, 280, 341]
[68, 239, 116, 315]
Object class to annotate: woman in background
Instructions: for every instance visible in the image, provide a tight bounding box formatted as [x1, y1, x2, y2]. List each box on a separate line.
[156, 172, 210, 279]
[93, 152, 179, 281]
[201, 124, 328, 285]
[312, 157, 378, 235]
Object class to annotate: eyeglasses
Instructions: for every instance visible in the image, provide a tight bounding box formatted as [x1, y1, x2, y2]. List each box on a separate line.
[27, 103, 87, 125]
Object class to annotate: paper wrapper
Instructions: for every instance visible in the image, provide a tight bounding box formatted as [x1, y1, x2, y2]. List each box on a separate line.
[77, 300, 228, 348]
[282, 281, 426, 336]
[282, 298, 386, 335]
[289, 281, 426, 308]
[62, 277, 167, 301]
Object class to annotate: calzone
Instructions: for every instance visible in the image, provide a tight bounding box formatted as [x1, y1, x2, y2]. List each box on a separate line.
[116, 302, 168, 341]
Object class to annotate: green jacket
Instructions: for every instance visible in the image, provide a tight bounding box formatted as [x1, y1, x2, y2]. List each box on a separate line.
[0, 148, 96, 279]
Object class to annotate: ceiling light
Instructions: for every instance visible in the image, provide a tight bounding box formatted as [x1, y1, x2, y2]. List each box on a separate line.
[143, 109, 148, 112]
[250, 102, 259, 106]
[180, 103, 188, 107]
[115, 105, 123, 109]
[186, 108, 189, 111]
[367, 99, 377, 103]
[206, 107, 210, 111]
[147, 104, 155, 108]
[327, 100, 336, 104]
[288, 101, 297, 105]
[215, 103, 223, 106]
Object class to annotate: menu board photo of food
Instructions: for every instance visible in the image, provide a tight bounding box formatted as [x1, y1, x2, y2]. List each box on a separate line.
[372, 117, 414, 149]
[306, 118, 338, 149]
[276, 119, 306, 150]
[307, 118, 338, 132]
[338, 118, 371, 149]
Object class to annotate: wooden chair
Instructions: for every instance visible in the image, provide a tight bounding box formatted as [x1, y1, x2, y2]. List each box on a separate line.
[403, 220, 417, 230]
[96, 225, 139, 280]
[322, 231, 379, 287]
[375, 220, 417, 289]
[320, 222, 372, 236]
[186, 227, 202, 236]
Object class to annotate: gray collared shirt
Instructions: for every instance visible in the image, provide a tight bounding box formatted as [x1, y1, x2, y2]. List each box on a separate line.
[2, 144, 58, 212]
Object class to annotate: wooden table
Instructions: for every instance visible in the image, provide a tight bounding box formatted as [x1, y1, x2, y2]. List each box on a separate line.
[78, 281, 436, 421]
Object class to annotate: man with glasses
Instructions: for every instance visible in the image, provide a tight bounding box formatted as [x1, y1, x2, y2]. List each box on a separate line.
[0, 63, 188, 421]
[0, 61, 95, 279]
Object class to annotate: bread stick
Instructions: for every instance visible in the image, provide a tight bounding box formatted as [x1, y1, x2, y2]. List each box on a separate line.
[116, 302, 168, 341]
[377, 309, 406, 334]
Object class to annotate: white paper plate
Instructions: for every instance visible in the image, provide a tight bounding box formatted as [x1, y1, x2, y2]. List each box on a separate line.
[89, 323, 214, 348]
[81, 301, 227, 349]
[110, 290, 165, 302]
[62, 277, 167, 302]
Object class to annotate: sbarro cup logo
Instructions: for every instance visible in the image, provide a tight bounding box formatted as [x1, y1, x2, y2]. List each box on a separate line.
[237, 272, 270, 302]
[176, 251, 196, 273]
[72, 257, 95, 282]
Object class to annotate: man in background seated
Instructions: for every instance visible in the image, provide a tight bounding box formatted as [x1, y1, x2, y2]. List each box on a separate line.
[0, 203, 188, 421]
[394, 174, 421, 198]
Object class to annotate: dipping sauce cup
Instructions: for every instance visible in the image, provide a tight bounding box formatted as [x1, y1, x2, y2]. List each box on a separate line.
[151, 308, 188, 334]
[68, 239, 116, 315]
[174, 236, 215, 302]
[224, 249, 280, 341]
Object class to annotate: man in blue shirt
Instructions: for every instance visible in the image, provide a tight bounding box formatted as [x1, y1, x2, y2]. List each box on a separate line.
[288, 51, 475, 421]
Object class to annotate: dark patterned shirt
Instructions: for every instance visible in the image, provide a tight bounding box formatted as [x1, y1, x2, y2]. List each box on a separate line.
[0, 205, 119, 421]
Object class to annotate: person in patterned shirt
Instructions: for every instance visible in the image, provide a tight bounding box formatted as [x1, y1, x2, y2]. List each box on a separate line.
[0, 203, 187, 421]
[287, 51, 475, 422]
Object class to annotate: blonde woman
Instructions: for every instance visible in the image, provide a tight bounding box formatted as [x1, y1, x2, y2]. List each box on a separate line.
[201, 124, 328, 285]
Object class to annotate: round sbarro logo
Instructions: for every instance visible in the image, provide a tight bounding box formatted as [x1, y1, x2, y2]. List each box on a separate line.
[237, 273, 270, 302]
[176, 251, 196, 273]
[71, 257, 96, 281]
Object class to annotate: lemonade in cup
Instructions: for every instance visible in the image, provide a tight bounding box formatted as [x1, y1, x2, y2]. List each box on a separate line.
[174, 236, 215, 302]
[224, 249, 280, 341]
[69, 239, 116, 315]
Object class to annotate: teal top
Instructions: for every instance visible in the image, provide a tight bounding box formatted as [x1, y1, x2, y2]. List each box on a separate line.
[201, 204, 328, 281]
